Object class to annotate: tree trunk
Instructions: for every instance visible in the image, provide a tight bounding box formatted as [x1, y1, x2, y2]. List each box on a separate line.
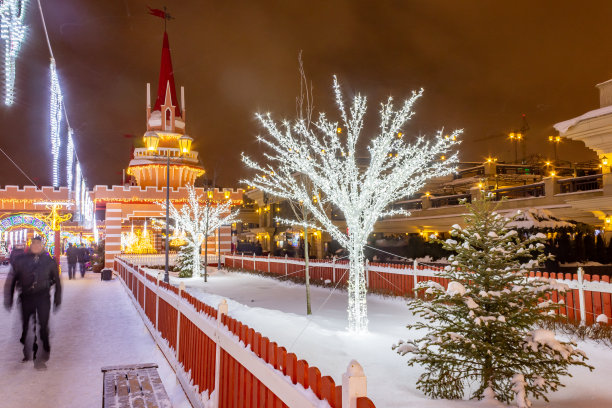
[348, 243, 368, 332]
[193, 244, 201, 278]
[204, 235, 209, 282]
[304, 224, 312, 315]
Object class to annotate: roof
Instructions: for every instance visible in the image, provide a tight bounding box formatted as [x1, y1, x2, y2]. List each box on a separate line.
[153, 31, 181, 117]
[553, 105, 612, 134]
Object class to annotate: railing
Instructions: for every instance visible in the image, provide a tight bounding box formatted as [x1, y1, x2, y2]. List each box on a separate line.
[557, 174, 603, 194]
[491, 183, 545, 200]
[119, 253, 221, 267]
[114, 257, 376, 408]
[225, 254, 612, 326]
[430, 193, 471, 208]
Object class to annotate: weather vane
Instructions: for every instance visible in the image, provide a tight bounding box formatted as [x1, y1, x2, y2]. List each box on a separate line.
[148, 6, 174, 31]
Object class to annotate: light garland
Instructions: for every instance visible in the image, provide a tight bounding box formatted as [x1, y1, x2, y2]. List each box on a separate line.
[66, 128, 74, 190]
[74, 163, 81, 220]
[0, 0, 28, 106]
[157, 184, 239, 277]
[126, 163, 205, 177]
[49, 58, 63, 187]
[242, 76, 461, 333]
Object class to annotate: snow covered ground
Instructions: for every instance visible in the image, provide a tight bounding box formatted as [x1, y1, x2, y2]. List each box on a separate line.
[0, 261, 190, 408]
[164, 267, 612, 408]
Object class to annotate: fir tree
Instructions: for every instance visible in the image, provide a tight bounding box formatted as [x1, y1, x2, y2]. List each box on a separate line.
[176, 244, 196, 278]
[394, 198, 592, 407]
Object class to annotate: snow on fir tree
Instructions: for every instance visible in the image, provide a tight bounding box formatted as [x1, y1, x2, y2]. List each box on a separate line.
[242, 76, 461, 332]
[393, 197, 593, 407]
[176, 244, 196, 278]
[157, 184, 239, 278]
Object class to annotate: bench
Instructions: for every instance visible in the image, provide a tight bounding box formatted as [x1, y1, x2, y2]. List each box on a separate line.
[101, 363, 172, 408]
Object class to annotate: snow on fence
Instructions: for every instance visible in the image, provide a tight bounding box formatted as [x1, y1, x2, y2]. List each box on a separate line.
[224, 254, 612, 326]
[119, 253, 221, 267]
[114, 257, 377, 408]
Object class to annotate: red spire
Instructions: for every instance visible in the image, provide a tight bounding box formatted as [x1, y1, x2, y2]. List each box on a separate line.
[153, 31, 181, 117]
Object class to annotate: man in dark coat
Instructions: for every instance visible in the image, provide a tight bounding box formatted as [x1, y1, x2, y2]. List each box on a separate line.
[77, 246, 89, 278]
[4, 237, 62, 364]
[65, 243, 78, 280]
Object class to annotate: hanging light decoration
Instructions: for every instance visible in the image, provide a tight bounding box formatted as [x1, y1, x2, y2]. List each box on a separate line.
[74, 163, 81, 219]
[0, 0, 28, 106]
[49, 58, 63, 187]
[66, 128, 74, 190]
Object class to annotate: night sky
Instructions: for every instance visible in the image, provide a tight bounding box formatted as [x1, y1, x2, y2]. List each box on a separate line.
[1, 0, 610, 188]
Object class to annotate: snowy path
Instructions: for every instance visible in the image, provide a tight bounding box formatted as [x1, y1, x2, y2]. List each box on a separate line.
[0, 262, 190, 408]
[168, 268, 612, 408]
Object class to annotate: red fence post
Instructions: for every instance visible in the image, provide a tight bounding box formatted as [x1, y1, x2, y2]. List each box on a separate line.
[213, 299, 228, 407]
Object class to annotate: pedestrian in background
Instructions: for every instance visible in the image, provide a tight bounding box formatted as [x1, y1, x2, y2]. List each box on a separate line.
[66, 243, 78, 280]
[77, 246, 89, 278]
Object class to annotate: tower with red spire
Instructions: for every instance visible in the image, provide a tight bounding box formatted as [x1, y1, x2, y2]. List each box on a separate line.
[127, 31, 204, 188]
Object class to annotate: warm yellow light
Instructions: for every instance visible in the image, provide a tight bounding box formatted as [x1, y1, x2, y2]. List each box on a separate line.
[509, 132, 515, 140]
[425, 192, 430, 197]
[550, 171, 556, 177]
[477, 182, 483, 189]
[516, 132, 522, 140]
[555, 136, 561, 142]
[603, 156, 609, 166]
[440, 155, 446, 161]
[545, 161, 551, 166]
[207, 191, 214, 199]
[224, 191, 231, 199]
[398, 132, 403, 138]
[143, 131, 160, 152]
[549, 136, 554, 142]
[179, 135, 192, 154]
[337, 127, 342, 134]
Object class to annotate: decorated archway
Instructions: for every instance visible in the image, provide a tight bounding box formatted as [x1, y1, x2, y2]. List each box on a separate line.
[0, 213, 54, 253]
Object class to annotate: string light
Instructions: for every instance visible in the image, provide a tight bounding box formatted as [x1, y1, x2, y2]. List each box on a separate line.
[66, 128, 74, 190]
[242, 75, 461, 332]
[0, 0, 28, 105]
[157, 184, 239, 277]
[74, 164, 81, 220]
[49, 58, 62, 187]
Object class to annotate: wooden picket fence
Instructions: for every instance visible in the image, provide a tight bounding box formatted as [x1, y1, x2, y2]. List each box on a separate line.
[224, 254, 612, 326]
[114, 257, 376, 408]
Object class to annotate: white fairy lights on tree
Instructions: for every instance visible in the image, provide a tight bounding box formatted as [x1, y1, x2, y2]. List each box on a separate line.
[49, 58, 62, 187]
[66, 128, 74, 190]
[243, 76, 461, 332]
[158, 184, 239, 278]
[0, 0, 28, 105]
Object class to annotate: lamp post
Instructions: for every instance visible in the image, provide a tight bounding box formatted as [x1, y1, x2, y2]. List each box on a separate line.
[143, 131, 192, 283]
[548, 135, 561, 164]
[509, 132, 522, 163]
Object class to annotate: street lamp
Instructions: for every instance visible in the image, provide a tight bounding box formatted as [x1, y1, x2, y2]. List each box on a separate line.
[548, 135, 561, 164]
[509, 132, 522, 163]
[145, 131, 191, 283]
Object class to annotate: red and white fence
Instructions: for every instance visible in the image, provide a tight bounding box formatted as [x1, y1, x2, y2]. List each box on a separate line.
[114, 257, 377, 408]
[224, 254, 612, 326]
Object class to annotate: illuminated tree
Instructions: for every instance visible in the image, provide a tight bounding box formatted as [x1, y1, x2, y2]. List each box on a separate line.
[158, 184, 238, 279]
[243, 76, 460, 332]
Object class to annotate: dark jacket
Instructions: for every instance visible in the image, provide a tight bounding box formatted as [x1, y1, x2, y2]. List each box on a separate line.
[77, 247, 90, 263]
[66, 246, 79, 264]
[4, 252, 62, 308]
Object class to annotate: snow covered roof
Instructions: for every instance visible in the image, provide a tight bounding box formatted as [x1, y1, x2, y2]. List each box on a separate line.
[507, 208, 574, 230]
[553, 105, 612, 134]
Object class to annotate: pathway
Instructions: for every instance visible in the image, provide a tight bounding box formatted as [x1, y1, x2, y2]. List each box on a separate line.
[0, 261, 190, 408]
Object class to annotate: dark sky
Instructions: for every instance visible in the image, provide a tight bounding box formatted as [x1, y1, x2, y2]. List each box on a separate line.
[1, 0, 610, 188]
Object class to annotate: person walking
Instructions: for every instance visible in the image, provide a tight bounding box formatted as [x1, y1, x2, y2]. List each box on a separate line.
[77, 246, 89, 278]
[3, 236, 62, 367]
[66, 243, 78, 280]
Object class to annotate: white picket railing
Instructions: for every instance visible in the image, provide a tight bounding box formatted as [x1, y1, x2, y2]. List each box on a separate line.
[120, 253, 222, 267]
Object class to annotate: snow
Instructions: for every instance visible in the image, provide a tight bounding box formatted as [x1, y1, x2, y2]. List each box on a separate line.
[158, 267, 612, 408]
[596, 314, 609, 324]
[447, 281, 467, 296]
[0, 261, 190, 408]
[554, 104, 612, 134]
[507, 208, 574, 230]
